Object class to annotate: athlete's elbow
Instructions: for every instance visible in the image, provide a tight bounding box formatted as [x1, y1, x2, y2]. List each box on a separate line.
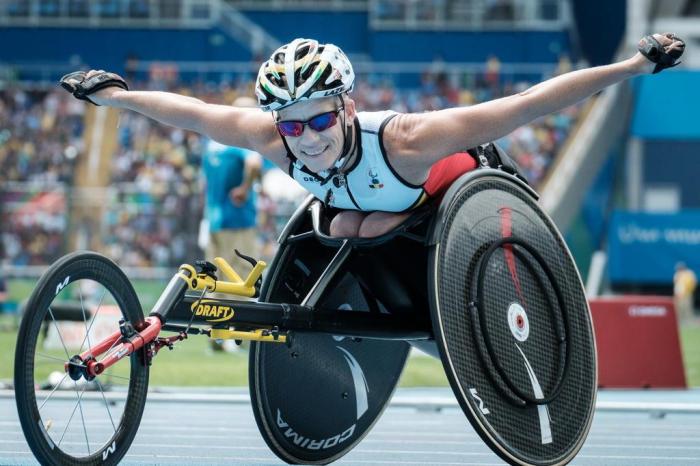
[190, 105, 218, 136]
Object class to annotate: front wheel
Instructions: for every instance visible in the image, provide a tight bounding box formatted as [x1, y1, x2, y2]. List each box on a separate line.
[14, 251, 149, 465]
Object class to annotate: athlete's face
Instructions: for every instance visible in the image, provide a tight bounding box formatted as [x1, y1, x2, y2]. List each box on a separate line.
[276, 96, 356, 173]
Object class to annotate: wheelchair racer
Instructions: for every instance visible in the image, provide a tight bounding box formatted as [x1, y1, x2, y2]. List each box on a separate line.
[60, 33, 684, 238]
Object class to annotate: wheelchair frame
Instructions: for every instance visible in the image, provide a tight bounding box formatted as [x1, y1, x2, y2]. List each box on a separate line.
[16, 167, 595, 466]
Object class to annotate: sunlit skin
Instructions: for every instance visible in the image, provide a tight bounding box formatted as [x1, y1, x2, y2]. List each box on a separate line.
[75, 33, 683, 238]
[275, 96, 357, 174]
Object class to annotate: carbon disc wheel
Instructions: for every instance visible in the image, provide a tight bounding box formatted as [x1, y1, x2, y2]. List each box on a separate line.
[14, 251, 149, 466]
[250, 211, 409, 464]
[429, 174, 597, 466]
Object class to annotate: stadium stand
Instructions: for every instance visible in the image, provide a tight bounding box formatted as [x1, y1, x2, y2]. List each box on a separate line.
[0, 87, 82, 265]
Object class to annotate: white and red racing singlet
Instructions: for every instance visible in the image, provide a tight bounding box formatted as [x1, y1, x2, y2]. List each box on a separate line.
[289, 110, 477, 212]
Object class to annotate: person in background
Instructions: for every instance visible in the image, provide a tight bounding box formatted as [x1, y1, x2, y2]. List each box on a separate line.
[201, 96, 262, 352]
[201, 96, 263, 276]
[674, 262, 697, 324]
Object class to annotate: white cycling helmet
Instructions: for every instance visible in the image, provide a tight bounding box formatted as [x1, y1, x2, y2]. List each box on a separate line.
[255, 38, 355, 112]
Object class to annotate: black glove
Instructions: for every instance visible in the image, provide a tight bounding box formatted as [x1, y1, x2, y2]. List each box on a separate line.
[59, 71, 129, 106]
[638, 33, 685, 74]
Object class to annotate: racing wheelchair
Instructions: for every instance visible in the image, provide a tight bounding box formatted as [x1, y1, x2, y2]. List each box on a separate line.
[14, 145, 597, 466]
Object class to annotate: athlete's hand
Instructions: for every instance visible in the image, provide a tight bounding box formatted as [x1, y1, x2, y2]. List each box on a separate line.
[629, 32, 685, 74]
[83, 69, 128, 105]
[59, 69, 129, 106]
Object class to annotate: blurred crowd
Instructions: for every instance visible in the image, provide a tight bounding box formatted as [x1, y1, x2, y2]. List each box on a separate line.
[102, 109, 204, 267]
[0, 88, 83, 266]
[0, 87, 83, 184]
[1, 65, 581, 267]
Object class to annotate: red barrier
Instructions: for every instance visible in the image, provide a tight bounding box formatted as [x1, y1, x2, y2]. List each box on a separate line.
[589, 296, 686, 388]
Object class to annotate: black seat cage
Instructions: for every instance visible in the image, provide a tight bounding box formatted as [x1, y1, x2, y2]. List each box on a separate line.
[162, 169, 536, 342]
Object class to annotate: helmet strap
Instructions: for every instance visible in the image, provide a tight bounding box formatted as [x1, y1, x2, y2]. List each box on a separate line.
[317, 100, 356, 185]
[338, 95, 354, 165]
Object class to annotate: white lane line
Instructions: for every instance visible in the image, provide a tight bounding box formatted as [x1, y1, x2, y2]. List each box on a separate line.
[344, 462, 504, 466]
[5, 444, 700, 462]
[6, 389, 700, 414]
[6, 424, 700, 443]
[124, 453, 502, 464]
[2, 434, 485, 448]
[0, 421, 259, 432]
[582, 444, 700, 451]
[7, 424, 700, 442]
[350, 449, 508, 456]
[6, 418, 700, 433]
[124, 454, 280, 462]
[591, 426, 700, 434]
[4, 440, 270, 452]
[587, 434, 700, 442]
[125, 455, 502, 466]
[597, 401, 700, 413]
[6, 440, 493, 457]
[353, 447, 700, 459]
[579, 454, 700, 461]
[0, 435, 262, 444]
[6, 433, 700, 451]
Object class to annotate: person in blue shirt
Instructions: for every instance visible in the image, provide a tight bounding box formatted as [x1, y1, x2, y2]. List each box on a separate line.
[201, 96, 262, 276]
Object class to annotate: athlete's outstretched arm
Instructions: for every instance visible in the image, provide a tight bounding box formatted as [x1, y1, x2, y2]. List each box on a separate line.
[386, 33, 685, 173]
[66, 71, 285, 163]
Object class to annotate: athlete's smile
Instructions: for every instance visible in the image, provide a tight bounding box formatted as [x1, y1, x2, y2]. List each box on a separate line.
[301, 145, 329, 157]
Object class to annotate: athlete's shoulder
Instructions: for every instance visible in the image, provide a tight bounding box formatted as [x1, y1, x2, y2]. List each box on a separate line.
[357, 110, 399, 133]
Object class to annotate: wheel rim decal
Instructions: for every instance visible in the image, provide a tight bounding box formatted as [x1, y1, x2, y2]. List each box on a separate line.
[499, 207, 526, 306]
[515, 343, 553, 444]
[337, 346, 370, 420]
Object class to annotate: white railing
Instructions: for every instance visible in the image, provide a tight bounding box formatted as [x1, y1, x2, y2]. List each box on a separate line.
[0, 0, 217, 28]
[369, 0, 571, 31]
[227, 0, 368, 11]
[218, 1, 281, 57]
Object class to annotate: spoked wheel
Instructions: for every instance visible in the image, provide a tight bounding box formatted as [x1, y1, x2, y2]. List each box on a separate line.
[14, 251, 149, 466]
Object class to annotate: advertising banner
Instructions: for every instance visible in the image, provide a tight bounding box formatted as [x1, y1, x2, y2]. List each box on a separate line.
[608, 210, 700, 284]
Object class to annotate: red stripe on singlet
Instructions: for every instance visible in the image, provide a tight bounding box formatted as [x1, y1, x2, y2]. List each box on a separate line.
[423, 152, 478, 198]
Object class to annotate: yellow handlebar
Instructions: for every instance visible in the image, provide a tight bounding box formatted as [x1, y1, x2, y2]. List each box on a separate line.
[179, 257, 267, 298]
[213, 257, 243, 283]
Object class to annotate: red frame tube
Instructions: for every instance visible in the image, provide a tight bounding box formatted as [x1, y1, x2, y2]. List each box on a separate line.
[65, 316, 163, 377]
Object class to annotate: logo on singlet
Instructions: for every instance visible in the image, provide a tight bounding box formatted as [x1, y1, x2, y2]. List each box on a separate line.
[368, 168, 383, 189]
